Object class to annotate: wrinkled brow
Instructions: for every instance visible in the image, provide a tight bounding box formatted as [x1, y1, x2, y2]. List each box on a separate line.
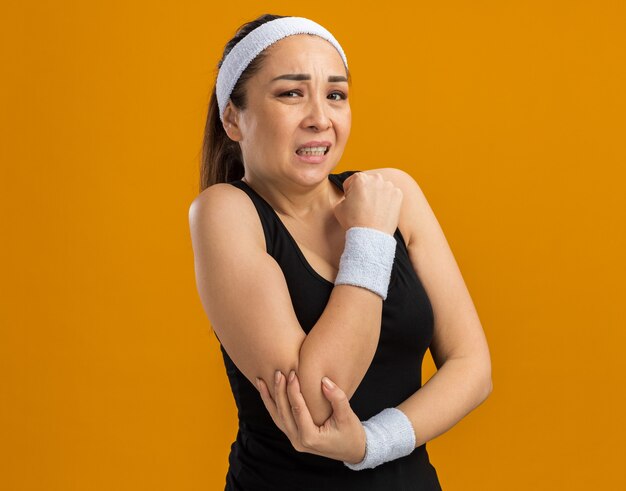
[270, 73, 348, 83]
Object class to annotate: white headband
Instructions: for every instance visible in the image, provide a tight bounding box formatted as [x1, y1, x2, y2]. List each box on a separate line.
[216, 16, 349, 123]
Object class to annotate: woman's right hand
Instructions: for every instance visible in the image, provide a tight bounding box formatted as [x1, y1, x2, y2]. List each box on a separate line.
[256, 371, 367, 465]
[333, 172, 404, 236]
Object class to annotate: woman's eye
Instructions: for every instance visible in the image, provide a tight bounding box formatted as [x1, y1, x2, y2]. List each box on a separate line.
[329, 91, 348, 101]
[279, 90, 301, 98]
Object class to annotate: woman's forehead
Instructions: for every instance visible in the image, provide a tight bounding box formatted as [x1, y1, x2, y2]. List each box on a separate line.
[263, 35, 345, 69]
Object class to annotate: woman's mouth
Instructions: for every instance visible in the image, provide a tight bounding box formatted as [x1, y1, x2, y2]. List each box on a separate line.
[294, 145, 330, 163]
[295, 146, 329, 156]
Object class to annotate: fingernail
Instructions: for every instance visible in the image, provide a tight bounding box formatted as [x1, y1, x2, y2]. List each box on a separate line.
[288, 370, 295, 383]
[255, 377, 260, 390]
[322, 377, 334, 390]
[275, 370, 282, 384]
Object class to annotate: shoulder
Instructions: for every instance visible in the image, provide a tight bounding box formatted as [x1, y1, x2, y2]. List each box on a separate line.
[188, 182, 265, 250]
[361, 167, 430, 248]
[189, 182, 257, 224]
[360, 167, 421, 188]
[189, 182, 245, 214]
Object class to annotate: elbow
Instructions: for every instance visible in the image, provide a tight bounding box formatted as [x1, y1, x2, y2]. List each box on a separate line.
[259, 343, 332, 427]
[482, 372, 493, 400]
[260, 359, 332, 426]
[477, 353, 493, 401]
[296, 351, 335, 426]
[297, 368, 334, 427]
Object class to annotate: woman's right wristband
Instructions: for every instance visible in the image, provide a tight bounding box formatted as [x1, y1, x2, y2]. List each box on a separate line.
[334, 226, 397, 300]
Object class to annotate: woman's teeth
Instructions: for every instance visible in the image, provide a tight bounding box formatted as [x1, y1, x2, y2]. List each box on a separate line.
[297, 146, 328, 156]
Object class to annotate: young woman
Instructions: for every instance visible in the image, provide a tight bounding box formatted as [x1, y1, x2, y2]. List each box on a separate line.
[189, 13, 492, 490]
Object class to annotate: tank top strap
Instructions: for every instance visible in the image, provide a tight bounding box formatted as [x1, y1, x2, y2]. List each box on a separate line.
[328, 169, 361, 189]
[226, 179, 278, 255]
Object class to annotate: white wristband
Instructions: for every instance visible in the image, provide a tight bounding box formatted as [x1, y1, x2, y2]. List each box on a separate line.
[334, 227, 397, 300]
[343, 407, 416, 471]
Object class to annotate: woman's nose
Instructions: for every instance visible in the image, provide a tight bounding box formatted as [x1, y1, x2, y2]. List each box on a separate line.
[303, 96, 332, 131]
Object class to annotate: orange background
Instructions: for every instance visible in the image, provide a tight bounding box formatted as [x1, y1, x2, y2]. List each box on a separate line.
[1, 1, 625, 489]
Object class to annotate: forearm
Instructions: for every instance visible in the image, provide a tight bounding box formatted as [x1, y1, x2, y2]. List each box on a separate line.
[298, 284, 383, 426]
[396, 357, 493, 447]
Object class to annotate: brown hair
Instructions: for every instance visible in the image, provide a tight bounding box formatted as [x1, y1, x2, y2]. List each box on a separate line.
[199, 14, 351, 191]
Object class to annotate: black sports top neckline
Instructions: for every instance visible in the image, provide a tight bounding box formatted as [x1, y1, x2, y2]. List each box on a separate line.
[232, 172, 409, 287]
[233, 173, 346, 286]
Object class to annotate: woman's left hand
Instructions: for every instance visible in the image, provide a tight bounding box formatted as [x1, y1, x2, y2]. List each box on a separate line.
[255, 371, 366, 465]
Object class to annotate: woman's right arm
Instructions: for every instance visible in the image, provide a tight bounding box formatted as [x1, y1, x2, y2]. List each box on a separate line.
[188, 177, 398, 427]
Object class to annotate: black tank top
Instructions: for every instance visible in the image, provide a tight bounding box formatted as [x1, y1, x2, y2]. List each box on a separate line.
[219, 170, 443, 490]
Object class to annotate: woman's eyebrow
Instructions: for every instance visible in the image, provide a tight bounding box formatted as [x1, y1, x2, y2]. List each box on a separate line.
[270, 73, 348, 83]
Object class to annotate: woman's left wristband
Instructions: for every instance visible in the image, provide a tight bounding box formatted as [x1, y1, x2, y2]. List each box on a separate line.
[343, 407, 416, 471]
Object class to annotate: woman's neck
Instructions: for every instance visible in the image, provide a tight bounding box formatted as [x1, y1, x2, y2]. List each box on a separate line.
[242, 174, 341, 221]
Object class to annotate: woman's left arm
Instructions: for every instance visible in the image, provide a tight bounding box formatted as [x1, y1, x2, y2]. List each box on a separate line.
[389, 166, 493, 447]
[256, 167, 493, 460]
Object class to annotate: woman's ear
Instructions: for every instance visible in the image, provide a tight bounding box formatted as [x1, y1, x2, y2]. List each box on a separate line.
[222, 103, 242, 142]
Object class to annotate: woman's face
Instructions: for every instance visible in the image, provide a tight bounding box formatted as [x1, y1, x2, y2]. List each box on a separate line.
[225, 34, 351, 185]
